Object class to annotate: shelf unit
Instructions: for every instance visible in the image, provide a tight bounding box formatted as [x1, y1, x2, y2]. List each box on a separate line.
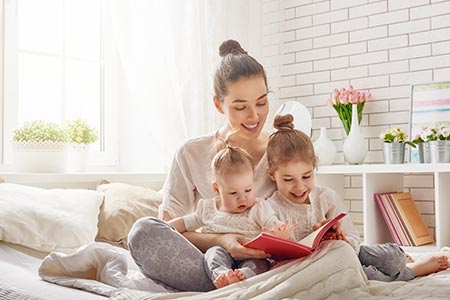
[316, 163, 450, 252]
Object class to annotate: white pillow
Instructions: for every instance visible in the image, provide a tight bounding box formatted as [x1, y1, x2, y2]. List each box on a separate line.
[0, 183, 103, 253]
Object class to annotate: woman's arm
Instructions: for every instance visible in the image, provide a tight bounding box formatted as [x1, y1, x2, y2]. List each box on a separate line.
[168, 217, 187, 233]
[183, 231, 270, 260]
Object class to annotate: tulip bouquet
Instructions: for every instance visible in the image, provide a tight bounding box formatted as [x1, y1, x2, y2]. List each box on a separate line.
[327, 85, 371, 135]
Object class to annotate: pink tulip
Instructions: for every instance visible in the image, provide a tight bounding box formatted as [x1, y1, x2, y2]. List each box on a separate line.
[327, 99, 334, 106]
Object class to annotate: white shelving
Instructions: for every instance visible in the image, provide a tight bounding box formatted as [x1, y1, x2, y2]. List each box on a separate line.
[316, 163, 450, 251]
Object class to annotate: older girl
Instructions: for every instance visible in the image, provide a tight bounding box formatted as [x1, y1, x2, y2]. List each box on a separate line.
[265, 114, 449, 282]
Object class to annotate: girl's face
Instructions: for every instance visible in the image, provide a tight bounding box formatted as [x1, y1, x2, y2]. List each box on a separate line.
[213, 166, 256, 214]
[268, 159, 315, 204]
[215, 76, 268, 141]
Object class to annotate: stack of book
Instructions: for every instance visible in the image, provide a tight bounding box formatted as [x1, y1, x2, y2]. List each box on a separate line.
[374, 192, 434, 246]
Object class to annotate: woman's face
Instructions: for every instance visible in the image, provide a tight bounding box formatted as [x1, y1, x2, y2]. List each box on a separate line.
[215, 76, 268, 141]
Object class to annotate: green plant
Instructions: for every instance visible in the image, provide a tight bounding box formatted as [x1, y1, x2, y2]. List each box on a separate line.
[379, 128, 415, 147]
[65, 118, 98, 144]
[13, 120, 68, 143]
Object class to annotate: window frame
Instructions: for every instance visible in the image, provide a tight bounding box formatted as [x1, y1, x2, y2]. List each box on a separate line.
[1, 0, 119, 171]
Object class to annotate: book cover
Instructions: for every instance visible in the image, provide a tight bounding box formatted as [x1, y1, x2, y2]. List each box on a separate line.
[374, 193, 402, 245]
[388, 192, 434, 246]
[243, 213, 347, 260]
[380, 193, 412, 246]
[385, 193, 414, 246]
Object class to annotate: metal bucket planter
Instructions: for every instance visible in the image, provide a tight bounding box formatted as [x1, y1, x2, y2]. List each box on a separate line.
[429, 140, 450, 163]
[382, 142, 405, 164]
[417, 142, 431, 163]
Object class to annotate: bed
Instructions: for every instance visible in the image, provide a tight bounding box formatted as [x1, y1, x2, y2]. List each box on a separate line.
[1, 175, 450, 300]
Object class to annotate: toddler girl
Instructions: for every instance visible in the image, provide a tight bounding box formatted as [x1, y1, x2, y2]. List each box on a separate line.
[265, 113, 448, 281]
[169, 143, 295, 288]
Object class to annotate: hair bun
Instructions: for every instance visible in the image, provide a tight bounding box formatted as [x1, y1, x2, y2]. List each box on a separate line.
[219, 40, 247, 57]
[274, 114, 294, 130]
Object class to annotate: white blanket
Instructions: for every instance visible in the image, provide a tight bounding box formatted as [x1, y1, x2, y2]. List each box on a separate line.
[38, 242, 168, 297]
[39, 241, 450, 300]
[39, 240, 368, 299]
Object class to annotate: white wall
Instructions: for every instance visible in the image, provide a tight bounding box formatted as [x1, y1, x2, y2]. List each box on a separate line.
[261, 0, 450, 237]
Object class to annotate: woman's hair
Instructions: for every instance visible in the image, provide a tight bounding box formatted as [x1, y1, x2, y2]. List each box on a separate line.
[267, 114, 317, 170]
[212, 143, 254, 180]
[214, 39, 267, 101]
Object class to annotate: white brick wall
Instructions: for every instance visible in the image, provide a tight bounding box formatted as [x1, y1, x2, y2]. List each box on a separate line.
[261, 0, 449, 239]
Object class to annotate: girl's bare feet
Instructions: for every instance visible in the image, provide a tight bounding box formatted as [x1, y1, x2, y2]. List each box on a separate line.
[408, 253, 449, 277]
[213, 269, 246, 288]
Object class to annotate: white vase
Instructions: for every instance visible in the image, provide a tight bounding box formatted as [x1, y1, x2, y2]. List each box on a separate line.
[314, 127, 337, 165]
[67, 143, 91, 172]
[342, 104, 367, 165]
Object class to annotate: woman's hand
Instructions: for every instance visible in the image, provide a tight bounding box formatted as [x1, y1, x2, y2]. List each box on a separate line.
[219, 233, 270, 260]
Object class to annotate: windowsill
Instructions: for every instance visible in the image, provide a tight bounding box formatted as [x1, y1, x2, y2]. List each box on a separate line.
[0, 172, 167, 190]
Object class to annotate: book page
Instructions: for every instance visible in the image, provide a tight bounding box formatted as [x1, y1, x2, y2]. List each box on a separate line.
[298, 221, 329, 248]
[298, 213, 346, 249]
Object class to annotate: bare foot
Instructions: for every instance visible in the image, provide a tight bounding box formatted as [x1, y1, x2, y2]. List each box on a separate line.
[213, 269, 246, 288]
[408, 253, 449, 277]
[405, 253, 414, 263]
[233, 269, 246, 281]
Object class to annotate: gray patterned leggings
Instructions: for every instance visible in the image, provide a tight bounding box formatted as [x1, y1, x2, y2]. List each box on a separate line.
[358, 243, 415, 281]
[127, 217, 215, 292]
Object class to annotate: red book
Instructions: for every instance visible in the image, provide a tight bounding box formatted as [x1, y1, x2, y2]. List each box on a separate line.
[243, 213, 347, 260]
[374, 193, 402, 245]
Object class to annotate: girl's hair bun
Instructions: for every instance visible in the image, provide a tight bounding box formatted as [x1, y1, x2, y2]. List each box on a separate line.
[274, 114, 294, 130]
[219, 39, 247, 57]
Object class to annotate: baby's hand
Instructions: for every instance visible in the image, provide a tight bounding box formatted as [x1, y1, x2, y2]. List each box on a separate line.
[262, 220, 297, 240]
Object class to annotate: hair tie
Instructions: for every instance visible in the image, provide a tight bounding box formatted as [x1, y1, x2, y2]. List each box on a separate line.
[278, 126, 293, 131]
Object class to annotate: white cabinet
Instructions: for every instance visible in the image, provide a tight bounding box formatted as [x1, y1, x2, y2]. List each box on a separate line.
[316, 163, 450, 252]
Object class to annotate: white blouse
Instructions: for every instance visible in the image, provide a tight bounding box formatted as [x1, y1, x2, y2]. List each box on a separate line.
[182, 197, 281, 239]
[267, 187, 361, 252]
[159, 132, 276, 218]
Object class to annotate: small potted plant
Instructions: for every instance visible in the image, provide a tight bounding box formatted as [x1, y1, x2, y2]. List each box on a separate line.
[12, 120, 69, 172]
[65, 118, 98, 172]
[379, 128, 415, 164]
[420, 125, 450, 163]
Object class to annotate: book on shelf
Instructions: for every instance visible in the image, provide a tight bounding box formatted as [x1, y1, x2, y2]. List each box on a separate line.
[243, 213, 346, 260]
[374, 193, 403, 245]
[374, 192, 434, 246]
[375, 193, 412, 246]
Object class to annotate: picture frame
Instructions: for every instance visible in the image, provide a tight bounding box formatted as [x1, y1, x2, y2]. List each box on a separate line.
[409, 81, 450, 163]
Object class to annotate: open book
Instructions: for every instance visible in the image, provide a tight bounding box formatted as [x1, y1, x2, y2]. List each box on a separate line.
[244, 213, 347, 260]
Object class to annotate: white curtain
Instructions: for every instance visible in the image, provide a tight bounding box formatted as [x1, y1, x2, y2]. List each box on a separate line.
[107, 0, 262, 172]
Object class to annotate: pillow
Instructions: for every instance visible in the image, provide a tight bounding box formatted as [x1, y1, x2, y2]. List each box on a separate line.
[96, 181, 162, 248]
[0, 183, 103, 253]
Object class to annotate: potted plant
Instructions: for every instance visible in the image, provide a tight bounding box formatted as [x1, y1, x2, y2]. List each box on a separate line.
[420, 125, 450, 163]
[12, 120, 69, 172]
[65, 118, 98, 172]
[379, 128, 415, 164]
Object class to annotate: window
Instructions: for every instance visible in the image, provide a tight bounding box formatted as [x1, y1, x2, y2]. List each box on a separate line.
[2, 0, 118, 168]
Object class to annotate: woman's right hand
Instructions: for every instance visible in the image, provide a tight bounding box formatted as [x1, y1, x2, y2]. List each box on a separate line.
[220, 233, 270, 260]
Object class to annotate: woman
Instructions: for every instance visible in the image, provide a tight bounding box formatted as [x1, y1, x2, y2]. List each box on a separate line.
[128, 40, 276, 292]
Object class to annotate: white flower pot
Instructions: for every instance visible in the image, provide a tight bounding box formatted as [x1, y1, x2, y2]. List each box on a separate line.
[67, 143, 91, 172]
[13, 141, 68, 173]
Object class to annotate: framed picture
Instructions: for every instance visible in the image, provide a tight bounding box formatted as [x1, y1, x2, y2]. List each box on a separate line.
[410, 81, 450, 163]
